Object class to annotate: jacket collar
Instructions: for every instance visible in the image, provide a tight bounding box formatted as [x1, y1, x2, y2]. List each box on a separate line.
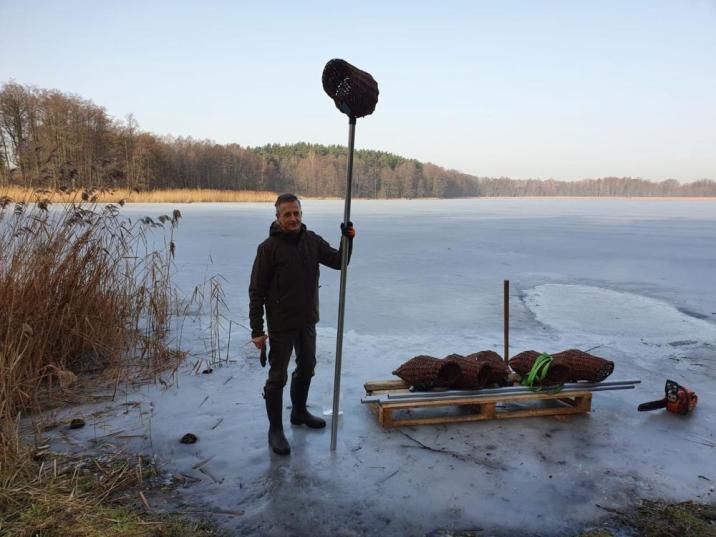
[270, 221, 306, 242]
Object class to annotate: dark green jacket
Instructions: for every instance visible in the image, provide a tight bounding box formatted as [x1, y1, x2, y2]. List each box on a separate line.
[249, 222, 352, 337]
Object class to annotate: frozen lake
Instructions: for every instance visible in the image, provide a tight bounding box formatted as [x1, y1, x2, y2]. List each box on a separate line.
[43, 199, 716, 536]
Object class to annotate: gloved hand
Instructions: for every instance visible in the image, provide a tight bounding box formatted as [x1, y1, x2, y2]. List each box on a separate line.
[340, 221, 355, 239]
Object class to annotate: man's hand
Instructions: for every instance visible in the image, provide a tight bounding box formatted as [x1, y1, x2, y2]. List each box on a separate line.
[340, 221, 356, 239]
[252, 335, 268, 349]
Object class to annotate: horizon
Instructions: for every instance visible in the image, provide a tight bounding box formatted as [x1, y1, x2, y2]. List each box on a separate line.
[1, 1, 715, 183]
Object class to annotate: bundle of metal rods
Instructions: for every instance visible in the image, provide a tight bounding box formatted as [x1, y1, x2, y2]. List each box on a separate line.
[361, 379, 641, 405]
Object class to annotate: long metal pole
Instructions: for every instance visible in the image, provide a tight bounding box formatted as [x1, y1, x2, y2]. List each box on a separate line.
[362, 384, 638, 405]
[330, 116, 357, 451]
[382, 379, 642, 400]
[504, 280, 509, 362]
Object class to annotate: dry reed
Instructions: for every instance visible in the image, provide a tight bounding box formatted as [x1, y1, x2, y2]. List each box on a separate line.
[0, 193, 183, 426]
[0, 186, 235, 537]
[0, 190, 228, 536]
[1, 186, 276, 204]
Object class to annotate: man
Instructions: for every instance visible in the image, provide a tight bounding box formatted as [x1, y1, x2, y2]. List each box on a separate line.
[249, 193, 355, 455]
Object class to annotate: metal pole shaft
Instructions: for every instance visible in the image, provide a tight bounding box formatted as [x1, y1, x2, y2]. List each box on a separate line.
[330, 116, 357, 451]
[383, 379, 641, 400]
[362, 384, 637, 405]
[504, 280, 509, 362]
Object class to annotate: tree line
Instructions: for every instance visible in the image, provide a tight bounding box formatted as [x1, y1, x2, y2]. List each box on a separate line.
[1, 81, 714, 197]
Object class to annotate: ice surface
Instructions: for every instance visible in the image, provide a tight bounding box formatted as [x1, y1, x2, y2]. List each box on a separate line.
[525, 283, 716, 341]
[36, 199, 716, 536]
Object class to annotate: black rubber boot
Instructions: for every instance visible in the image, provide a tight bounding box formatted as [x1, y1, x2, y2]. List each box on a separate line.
[264, 387, 290, 455]
[290, 376, 326, 429]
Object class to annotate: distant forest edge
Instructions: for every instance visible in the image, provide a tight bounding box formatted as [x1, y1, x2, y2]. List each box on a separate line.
[1, 82, 715, 198]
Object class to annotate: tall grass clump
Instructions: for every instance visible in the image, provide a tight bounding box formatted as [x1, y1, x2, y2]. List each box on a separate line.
[0, 192, 181, 426]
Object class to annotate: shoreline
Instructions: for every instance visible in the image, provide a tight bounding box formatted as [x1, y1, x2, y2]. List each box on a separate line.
[1, 186, 715, 204]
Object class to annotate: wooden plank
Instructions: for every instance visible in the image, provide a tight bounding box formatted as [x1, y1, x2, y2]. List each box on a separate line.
[385, 408, 495, 427]
[367, 399, 589, 428]
[557, 394, 592, 411]
[382, 406, 394, 427]
[482, 402, 497, 419]
[379, 405, 587, 427]
[363, 384, 593, 428]
[364, 379, 408, 394]
[378, 390, 592, 410]
[576, 394, 592, 412]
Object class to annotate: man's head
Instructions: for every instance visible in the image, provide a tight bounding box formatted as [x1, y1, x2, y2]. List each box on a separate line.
[275, 193, 302, 233]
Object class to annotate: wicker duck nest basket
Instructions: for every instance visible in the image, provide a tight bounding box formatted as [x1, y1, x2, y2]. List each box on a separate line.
[394, 351, 509, 390]
[465, 351, 510, 386]
[508, 350, 572, 387]
[322, 59, 379, 118]
[392, 355, 460, 389]
[509, 349, 614, 384]
[552, 348, 614, 382]
[441, 354, 492, 390]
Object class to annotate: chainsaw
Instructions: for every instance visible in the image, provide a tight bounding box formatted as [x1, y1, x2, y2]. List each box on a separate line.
[638, 379, 698, 415]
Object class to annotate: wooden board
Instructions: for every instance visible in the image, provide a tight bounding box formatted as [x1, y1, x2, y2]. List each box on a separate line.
[364, 380, 592, 428]
[364, 379, 409, 393]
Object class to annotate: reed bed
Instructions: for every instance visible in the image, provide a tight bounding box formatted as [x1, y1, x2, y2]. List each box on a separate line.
[124, 188, 276, 203]
[0, 194, 183, 423]
[0, 193, 228, 536]
[1, 186, 276, 204]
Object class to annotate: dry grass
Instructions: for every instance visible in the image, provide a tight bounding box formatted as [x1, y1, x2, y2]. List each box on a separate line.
[0, 192, 188, 444]
[0, 193, 229, 535]
[575, 500, 716, 536]
[0, 430, 225, 537]
[1, 186, 276, 204]
[124, 188, 276, 203]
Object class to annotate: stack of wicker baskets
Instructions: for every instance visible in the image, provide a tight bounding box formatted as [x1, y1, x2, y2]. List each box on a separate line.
[393, 348, 614, 390]
[393, 351, 510, 390]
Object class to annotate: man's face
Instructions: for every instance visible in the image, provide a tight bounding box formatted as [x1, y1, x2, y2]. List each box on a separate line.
[276, 201, 302, 233]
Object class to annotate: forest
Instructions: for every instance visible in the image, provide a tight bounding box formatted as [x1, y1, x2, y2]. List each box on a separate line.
[1, 82, 714, 198]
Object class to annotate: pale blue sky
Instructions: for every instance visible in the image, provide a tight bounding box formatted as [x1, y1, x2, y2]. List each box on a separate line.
[1, 0, 715, 181]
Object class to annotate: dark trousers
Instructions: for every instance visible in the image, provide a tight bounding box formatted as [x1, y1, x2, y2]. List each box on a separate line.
[265, 324, 317, 391]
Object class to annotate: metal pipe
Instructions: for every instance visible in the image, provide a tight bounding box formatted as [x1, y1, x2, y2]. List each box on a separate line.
[361, 384, 637, 405]
[330, 116, 357, 452]
[384, 379, 641, 400]
[504, 280, 509, 362]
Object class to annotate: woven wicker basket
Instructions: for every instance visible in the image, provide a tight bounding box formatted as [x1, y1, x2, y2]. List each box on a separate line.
[393, 355, 460, 389]
[435, 359, 461, 387]
[465, 351, 510, 386]
[508, 350, 572, 387]
[552, 349, 614, 382]
[441, 354, 491, 390]
[393, 353, 493, 390]
[322, 59, 379, 118]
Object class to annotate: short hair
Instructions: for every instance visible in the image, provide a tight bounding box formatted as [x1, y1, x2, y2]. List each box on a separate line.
[275, 193, 301, 214]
